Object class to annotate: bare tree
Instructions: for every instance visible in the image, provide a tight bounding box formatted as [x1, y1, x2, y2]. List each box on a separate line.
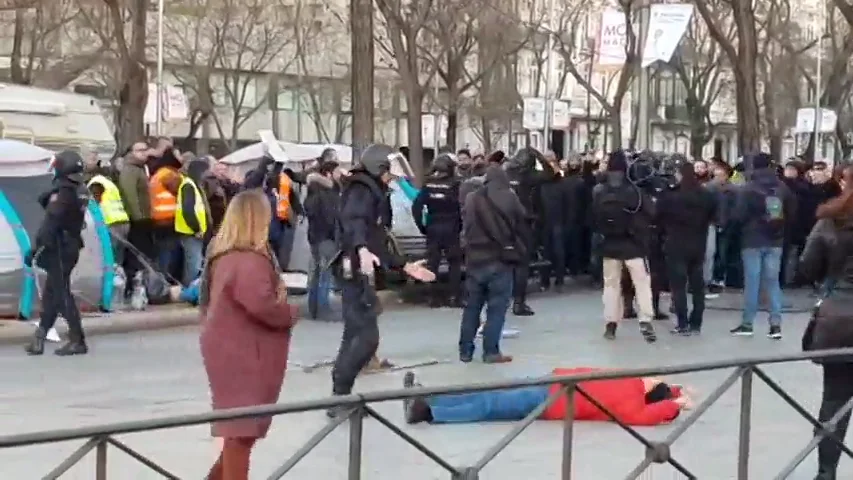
[554, 0, 640, 149]
[159, 0, 226, 148]
[666, 14, 734, 159]
[0, 0, 107, 88]
[79, 0, 149, 150]
[211, 0, 316, 150]
[694, 0, 762, 154]
[374, 0, 448, 180]
[422, 0, 537, 148]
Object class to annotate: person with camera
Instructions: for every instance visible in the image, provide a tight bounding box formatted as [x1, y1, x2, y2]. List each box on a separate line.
[458, 165, 526, 364]
[591, 150, 657, 343]
[657, 162, 717, 335]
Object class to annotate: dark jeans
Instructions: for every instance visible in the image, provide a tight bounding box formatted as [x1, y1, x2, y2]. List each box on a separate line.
[542, 224, 566, 285]
[816, 364, 853, 479]
[780, 241, 805, 287]
[563, 226, 583, 276]
[425, 231, 463, 298]
[331, 276, 380, 395]
[714, 227, 742, 288]
[124, 220, 155, 289]
[37, 247, 85, 341]
[459, 263, 513, 358]
[666, 252, 706, 330]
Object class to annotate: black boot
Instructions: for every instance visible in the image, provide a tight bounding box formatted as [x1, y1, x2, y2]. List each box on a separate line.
[512, 301, 535, 316]
[24, 327, 46, 356]
[55, 338, 88, 356]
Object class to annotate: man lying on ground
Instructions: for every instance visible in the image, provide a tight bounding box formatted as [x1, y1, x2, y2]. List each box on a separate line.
[402, 367, 693, 426]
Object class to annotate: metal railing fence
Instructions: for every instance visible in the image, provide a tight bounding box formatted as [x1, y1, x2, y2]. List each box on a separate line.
[4, 348, 853, 479]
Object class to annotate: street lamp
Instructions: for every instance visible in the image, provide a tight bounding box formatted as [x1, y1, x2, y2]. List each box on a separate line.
[156, 0, 165, 136]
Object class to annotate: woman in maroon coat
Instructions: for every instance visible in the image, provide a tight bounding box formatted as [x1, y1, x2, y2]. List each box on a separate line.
[200, 189, 297, 480]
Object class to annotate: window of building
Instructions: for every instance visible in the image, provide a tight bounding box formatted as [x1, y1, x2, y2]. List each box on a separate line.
[276, 88, 297, 111]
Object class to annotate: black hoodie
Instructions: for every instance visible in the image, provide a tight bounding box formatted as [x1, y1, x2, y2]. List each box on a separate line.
[462, 166, 528, 268]
[304, 172, 339, 245]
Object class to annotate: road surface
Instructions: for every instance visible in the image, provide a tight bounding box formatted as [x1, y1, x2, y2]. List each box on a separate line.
[0, 288, 840, 479]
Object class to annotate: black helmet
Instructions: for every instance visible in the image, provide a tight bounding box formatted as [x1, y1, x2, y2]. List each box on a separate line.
[358, 144, 395, 177]
[430, 154, 456, 176]
[52, 150, 84, 177]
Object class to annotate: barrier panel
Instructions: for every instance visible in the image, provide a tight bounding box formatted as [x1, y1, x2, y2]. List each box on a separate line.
[3, 349, 853, 479]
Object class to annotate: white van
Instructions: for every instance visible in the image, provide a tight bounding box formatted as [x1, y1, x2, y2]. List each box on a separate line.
[0, 83, 116, 159]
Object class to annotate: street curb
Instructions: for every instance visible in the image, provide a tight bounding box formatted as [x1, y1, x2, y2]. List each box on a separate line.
[0, 290, 406, 345]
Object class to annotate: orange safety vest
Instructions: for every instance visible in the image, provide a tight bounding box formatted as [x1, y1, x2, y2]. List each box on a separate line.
[276, 173, 292, 221]
[149, 167, 179, 222]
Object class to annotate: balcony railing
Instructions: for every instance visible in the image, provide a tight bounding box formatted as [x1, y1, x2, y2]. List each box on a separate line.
[3, 349, 853, 479]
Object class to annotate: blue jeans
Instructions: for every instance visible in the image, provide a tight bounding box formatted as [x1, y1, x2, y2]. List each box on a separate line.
[741, 247, 783, 327]
[178, 278, 201, 305]
[429, 386, 549, 423]
[308, 240, 336, 316]
[179, 235, 205, 286]
[459, 263, 513, 358]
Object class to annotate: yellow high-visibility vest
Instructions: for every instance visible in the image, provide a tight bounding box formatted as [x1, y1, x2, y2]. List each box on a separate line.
[87, 174, 129, 225]
[174, 177, 208, 235]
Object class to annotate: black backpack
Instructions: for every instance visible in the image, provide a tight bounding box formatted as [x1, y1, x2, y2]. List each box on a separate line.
[595, 185, 632, 237]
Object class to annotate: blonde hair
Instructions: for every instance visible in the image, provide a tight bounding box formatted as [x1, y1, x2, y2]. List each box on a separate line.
[206, 189, 271, 260]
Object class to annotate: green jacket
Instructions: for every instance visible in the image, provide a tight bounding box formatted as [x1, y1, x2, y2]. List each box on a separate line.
[118, 162, 151, 221]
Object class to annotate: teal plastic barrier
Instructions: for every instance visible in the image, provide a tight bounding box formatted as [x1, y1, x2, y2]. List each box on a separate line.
[0, 191, 34, 318]
[87, 199, 116, 311]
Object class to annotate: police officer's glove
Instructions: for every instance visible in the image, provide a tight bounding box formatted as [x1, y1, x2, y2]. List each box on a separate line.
[23, 250, 34, 267]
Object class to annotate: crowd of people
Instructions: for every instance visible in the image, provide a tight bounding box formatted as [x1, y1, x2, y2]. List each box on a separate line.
[22, 136, 853, 479]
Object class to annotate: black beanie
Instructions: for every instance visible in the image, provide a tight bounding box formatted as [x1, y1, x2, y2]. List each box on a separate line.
[607, 150, 629, 172]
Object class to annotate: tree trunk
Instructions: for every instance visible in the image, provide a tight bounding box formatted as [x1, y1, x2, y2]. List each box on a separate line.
[731, 0, 761, 154]
[10, 9, 26, 84]
[350, 0, 374, 159]
[480, 115, 492, 152]
[405, 91, 425, 183]
[446, 88, 459, 150]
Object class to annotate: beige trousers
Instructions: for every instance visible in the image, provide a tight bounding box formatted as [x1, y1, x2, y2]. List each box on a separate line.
[602, 257, 654, 323]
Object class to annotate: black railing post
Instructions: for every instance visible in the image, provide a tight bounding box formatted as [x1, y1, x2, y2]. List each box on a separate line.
[348, 407, 364, 480]
[737, 367, 753, 480]
[562, 383, 576, 480]
[95, 438, 108, 480]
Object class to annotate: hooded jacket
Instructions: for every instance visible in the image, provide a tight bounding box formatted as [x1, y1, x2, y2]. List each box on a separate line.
[462, 166, 528, 268]
[591, 171, 654, 260]
[732, 168, 796, 248]
[304, 172, 339, 245]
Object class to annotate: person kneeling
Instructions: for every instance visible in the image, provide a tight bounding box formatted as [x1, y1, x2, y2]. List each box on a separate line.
[401, 367, 692, 426]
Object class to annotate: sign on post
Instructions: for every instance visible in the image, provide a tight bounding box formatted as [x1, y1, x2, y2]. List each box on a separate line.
[552, 100, 570, 129]
[795, 108, 837, 134]
[522, 97, 546, 130]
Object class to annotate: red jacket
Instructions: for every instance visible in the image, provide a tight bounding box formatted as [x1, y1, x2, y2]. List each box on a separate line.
[540, 368, 681, 426]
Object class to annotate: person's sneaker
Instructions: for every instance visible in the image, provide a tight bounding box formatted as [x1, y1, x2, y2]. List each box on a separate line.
[708, 284, 724, 294]
[604, 322, 617, 340]
[768, 325, 782, 340]
[730, 324, 754, 336]
[705, 290, 720, 300]
[459, 352, 474, 363]
[623, 309, 638, 319]
[670, 327, 692, 336]
[402, 371, 432, 424]
[639, 322, 657, 343]
[688, 327, 702, 336]
[483, 353, 513, 364]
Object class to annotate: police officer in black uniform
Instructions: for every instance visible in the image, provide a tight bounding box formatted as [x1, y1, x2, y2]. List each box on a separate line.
[412, 154, 463, 307]
[328, 144, 435, 417]
[24, 150, 91, 356]
[504, 147, 552, 316]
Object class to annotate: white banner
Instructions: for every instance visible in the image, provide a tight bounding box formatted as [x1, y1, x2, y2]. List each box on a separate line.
[795, 108, 837, 134]
[551, 100, 570, 129]
[522, 97, 546, 130]
[597, 9, 628, 67]
[642, 4, 693, 67]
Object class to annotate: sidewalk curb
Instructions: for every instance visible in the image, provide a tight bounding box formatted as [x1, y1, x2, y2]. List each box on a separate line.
[0, 290, 406, 345]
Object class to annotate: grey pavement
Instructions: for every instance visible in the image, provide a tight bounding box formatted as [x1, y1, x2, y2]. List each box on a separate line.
[0, 290, 843, 479]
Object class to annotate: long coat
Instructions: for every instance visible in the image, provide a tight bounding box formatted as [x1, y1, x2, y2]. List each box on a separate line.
[200, 249, 296, 438]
